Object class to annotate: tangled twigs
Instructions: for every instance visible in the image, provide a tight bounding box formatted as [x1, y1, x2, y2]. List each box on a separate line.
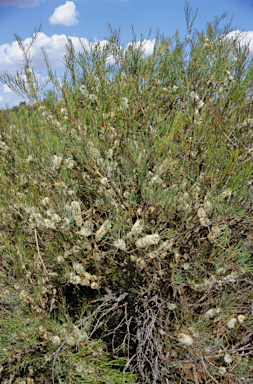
[126, 293, 176, 383]
[39, 289, 180, 384]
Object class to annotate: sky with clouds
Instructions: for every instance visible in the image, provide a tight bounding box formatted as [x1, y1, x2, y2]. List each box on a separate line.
[1, 0, 253, 110]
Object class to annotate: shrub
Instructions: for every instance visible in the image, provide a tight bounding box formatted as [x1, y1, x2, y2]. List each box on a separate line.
[0, 2, 253, 383]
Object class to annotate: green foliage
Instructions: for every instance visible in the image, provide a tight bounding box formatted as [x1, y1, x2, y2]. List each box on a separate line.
[0, 2, 253, 383]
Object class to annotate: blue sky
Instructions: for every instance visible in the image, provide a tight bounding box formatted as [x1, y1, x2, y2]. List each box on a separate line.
[1, 0, 253, 110]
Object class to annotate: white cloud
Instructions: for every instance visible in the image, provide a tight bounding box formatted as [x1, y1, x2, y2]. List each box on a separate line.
[126, 39, 156, 57]
[0, 32, 156, 76]
[223, 30, 253, 55]
[3, 84, 16, 94]
[49, 1, 80, 27]
[0, 33, 90, 73]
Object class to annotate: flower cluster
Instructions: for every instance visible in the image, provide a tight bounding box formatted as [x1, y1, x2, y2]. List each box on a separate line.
[95, 219, 112, 243]
[71, 201, 83, 227]
[197, 207, 210, 227]
[178, 333, 194, 346]
[67, 263, 99, 289]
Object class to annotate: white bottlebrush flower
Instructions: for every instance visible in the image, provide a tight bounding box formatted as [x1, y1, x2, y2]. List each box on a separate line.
[197, 99, 205, 109]
[41, 197, 50, 206]
[237, 314, 246, 324]
[95, 219, 111, 243]
[88, 94, 98, 103]
[203, 197, 212, 213]
[168, 303, 177, 310]
[218, 367, 226, 375]
[227, 317, 237, 329]
[123, 190, 131, 199]
[80, 278, 90, 286]
[75, 364, 84, 373]
[83, 271, 93, 280]
[128, 219, 144, 237]
[77, 331, 88, 343]
[225, 271, 239, 282]
[79, 84, 89, 96]
[61, 108, 68, 114]
[136, 258, 146, 269]
[66, 336, 76, 347]
[70, 274, 81, 285]
[67, 189, 76, 197]
[178, 333, 194, 346]
[73, 262, 84, 274]
[204, 308, 220, 319]
[113, 139, 119, 148]
[113, 239, 127, 251]
[57, 255, 65, 263]
[61, 217, 71, 229]
[149, 174, 166, 187]
[43, 219, 56, 229]
[0, 140, 9, 151]
[182, 263, 190, 270]
[100, 177, 109, 186]
[51, 335, 61, 346]
[158, 239, 174, 252]
[64, 158, 76, 169]
[219, 189, 232, 200]
[135, 234, 160, 248]
[78, 224, 93, 237]
[148, 252, 157, 260]
[197, 207, 210, 227]
[51, 155, 63, 170]
[26, 155, 34, 163]
[51, 213, 61, 223]
[187, 34, 192, 40]
[20, 290, 29, 299]
[90, 282, 99, 289]
[224, 354, 233, 364]
[207, 225, 221, 243]
[107, 148, 114, 159]
[120, 97, 129, 111]
[71, 201, 83, 227]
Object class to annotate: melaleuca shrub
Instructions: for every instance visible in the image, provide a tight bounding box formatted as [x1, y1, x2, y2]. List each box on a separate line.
[0, 5, 253, 383]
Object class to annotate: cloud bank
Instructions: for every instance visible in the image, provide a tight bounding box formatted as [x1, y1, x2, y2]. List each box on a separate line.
[1, 29, 253, 110]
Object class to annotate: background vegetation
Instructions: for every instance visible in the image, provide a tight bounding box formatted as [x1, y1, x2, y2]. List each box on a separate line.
[0, 2, 252, 383]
